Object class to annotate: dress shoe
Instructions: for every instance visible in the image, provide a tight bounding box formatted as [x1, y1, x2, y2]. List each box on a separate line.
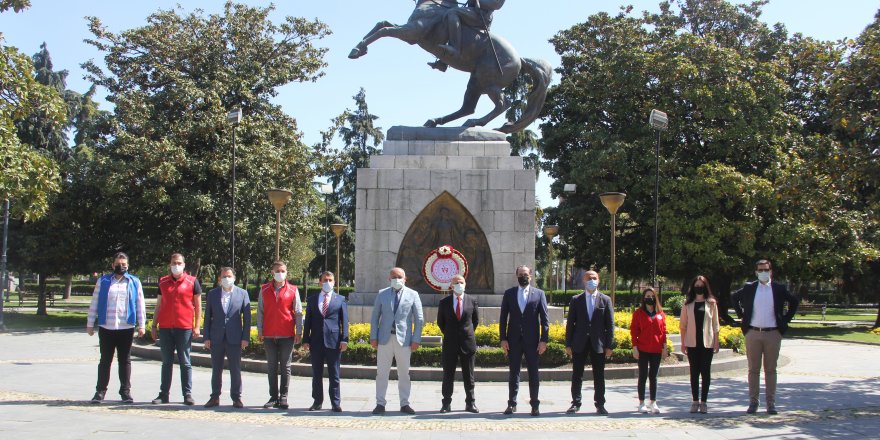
[465, 404, 479, 414]
[309, 402, 323, 411]
[767, 404, 778, 415]
[204, 397, 220, 408]
[372, 404, 386, 415]
[151, 393, 169, 404]
[90, 391, 105, 404]
[232, 399, 244, 409]
[503, 405, 516, 415]
[183, 394, 195, 406]
[331, 405, 342, 413]
[120, 393, 134, 404]
[596, 405, 609, 415]
[689, 401, 699, 413]
[747, 403, 759, 414]
[440, 404, 451, 413]
[566, 404, 580, 414]
[263, 398, 278, 409]
[530, 407, 540, 416]
[400, 405, 415, 415]
[278, 396, 289, 410]
[699, 402, 708, 414]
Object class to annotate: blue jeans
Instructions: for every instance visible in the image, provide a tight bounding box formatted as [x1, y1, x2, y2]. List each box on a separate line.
[159, 328, 193, 397]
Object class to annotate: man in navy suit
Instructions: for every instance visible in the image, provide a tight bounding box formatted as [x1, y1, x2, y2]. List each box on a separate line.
[437, 274, 480, 413]
[202, 267, 251, 408]
[565, 270, 615, 415]
[732, 259, 799, 415]
[303, 271, 349, 412]
[370, 267, 424, 415]
[500, 265, 549, 416]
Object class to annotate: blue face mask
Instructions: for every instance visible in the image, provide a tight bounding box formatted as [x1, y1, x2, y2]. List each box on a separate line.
[586, 279, 599, 291]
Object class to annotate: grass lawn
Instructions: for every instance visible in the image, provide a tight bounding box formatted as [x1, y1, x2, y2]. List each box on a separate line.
[793, 307, 877, 322]
[0, 310, 88, 330]
[787, 322, 880, 345]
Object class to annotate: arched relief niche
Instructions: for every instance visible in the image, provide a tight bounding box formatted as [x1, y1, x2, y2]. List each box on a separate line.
[396, 191, 494, 294]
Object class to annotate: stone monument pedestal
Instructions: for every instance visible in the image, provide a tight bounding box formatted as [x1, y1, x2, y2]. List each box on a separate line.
[348, 126, 562, 324]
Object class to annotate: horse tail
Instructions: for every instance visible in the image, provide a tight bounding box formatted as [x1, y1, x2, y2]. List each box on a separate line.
[498, 57, 553, 134]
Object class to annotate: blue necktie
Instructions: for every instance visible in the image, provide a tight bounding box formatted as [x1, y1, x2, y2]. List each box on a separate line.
[587, 294, 594, 319]
[393, 290, 401, 314]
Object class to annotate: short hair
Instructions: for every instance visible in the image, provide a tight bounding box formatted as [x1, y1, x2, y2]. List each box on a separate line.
[169, 253, 185, 263]
[113, 252, 129, 262]
[320, 271, 335, 281]
[584, 270, 599, 278]
[515, 265, 531, 275]
[271, 261, 287, 270]
[755, 259, 772, 269]
[218, 266, 235, 277]
[451, 274, 465, 283]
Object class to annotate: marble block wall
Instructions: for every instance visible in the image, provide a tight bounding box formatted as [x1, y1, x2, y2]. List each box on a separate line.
[354, 130, 537, 299]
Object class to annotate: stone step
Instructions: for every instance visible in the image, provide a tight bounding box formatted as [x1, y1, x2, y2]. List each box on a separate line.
[369, 154, 523, 170]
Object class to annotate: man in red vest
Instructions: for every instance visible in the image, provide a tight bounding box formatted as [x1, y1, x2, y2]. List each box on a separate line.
[151, 253, 202, 406]
[257, 261, 303, 410]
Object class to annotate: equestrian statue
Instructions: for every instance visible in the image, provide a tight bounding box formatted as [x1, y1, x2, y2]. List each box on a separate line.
[348, 0, 552, 134]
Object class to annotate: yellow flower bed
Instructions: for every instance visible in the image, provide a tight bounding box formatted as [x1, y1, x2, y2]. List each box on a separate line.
[871, 327, 880, 336]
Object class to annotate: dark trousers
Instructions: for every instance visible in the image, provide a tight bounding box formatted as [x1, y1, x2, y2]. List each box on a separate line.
[158, 328, 193, 397]
[441, 348, 476, 406]
[571, 350, 606, 407]
[310, 343, 341, 407]
[96, 327, 133, 395]
[264, 337, 294, 399]
[687, 346, 714, 402]
[210, 341, 243, 400]
[507, 341, 540, 407]
[637, 351, 661, 401]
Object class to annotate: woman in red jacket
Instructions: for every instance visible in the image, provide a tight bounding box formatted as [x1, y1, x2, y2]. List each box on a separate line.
[630, 287, 667, 414]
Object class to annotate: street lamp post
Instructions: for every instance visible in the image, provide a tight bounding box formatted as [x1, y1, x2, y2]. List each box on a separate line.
[267, 189, 293, 261]
[227, 108, 242, 268]
[330, 224, 348, 286]
[317, 183, 333, 271]
[542, 225, 559, 301]
[562, 184, 576, 298]
[649, 109, 668, 288]
[0, 199, 9, 330]
[599, 192, 626, 306]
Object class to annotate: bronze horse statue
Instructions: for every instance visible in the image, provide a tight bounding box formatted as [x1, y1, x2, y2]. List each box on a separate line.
[348, 0, 552, 133]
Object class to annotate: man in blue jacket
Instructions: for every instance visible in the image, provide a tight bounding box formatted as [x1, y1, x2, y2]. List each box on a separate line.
[202, 267, 251, 409]
[303, 271, 349, 412]
[500, 265, 549, 416]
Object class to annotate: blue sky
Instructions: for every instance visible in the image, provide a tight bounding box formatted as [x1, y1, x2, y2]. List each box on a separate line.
[2, 1, 878, 207]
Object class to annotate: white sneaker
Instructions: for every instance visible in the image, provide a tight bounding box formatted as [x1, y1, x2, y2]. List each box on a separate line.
[650, 401, 661, 414]
[638, 402, 648, 413]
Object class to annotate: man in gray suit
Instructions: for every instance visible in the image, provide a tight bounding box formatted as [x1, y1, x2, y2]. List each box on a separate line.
[202, 267, 251, 408]
[370, 267, 424, 415]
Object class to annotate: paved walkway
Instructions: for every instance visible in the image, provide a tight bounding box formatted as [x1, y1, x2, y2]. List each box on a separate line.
[1, 329, 878, 439]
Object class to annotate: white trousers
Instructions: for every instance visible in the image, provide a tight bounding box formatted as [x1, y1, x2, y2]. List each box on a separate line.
[375, 336, 412, 407]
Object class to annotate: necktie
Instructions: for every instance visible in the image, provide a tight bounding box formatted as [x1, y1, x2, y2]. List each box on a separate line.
[393, 290, 401, 314]
[520, 288, 528, 312]
[587, 293, 594, 319]
[456, 296, 462, 320]
[321, 294, 329, 317]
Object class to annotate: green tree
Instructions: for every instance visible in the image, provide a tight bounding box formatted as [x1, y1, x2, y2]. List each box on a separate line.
[541, 0, 875, 316]
[80, 1, 329, 280]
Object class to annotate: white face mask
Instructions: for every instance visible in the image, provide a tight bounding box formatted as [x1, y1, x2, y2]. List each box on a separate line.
[390, 278, 404, 290]
[220, 277, 235, 289]
[452, 283, 465, 295]
[170, 264, 184, 276]
[757, 271, 771, 283]
[322, 281, 334, 292]
[273, 271, 286, 283]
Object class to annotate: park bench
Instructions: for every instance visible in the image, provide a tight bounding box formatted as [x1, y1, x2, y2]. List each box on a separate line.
[797, 303, 827, 321]
[17, 290, 56, 307]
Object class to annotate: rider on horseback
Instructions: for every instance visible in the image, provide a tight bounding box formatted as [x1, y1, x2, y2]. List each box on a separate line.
[428, 0, 506, 72]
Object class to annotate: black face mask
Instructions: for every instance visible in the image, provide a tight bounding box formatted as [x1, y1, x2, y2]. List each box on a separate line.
[113, 265, 127, 275]
[694, 286, 706, 296]
[517, 275, 530, 287]
[644, 297, 656, 306]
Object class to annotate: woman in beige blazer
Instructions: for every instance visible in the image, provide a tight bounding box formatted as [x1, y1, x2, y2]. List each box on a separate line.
[679, 275, 720, 414]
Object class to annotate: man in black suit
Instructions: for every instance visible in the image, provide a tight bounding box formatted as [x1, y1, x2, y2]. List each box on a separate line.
[732, 259, 799, 415]
[302, 271, 349, 412]
[564, 270, 615, 415]
[499, 265, 549, 416]
[437, 274, 480, 413]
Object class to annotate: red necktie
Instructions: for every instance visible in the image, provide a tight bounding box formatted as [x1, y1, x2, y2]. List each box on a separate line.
[456, 296, 462, 320]
[321, 294, 329, 317]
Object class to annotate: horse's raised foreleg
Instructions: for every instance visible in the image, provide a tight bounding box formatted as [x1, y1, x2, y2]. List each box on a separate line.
[424, 77, 481, 127]
[464, 86, 510, 128]
[349, 20, 394, 59]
